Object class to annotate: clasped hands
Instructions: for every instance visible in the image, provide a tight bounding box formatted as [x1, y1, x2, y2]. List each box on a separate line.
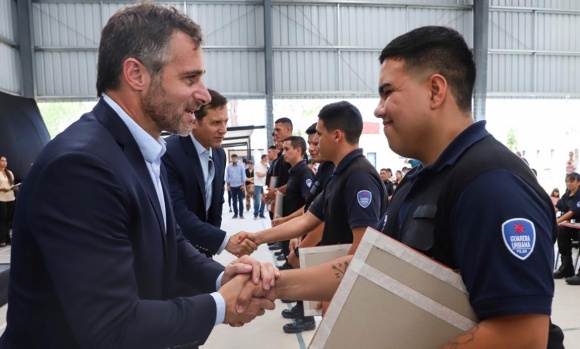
[225, 232, 258, 257]
[219, 255, 280, 327]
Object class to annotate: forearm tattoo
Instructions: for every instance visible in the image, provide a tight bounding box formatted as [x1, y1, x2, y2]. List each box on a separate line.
[331, 261, 350, 279]
[438, 325, 478, 348]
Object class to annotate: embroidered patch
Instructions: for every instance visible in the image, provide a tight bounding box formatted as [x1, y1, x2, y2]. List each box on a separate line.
[306, 179, 313, 188]
[501, 218, 536, 260]
[357, 190, 372, 208]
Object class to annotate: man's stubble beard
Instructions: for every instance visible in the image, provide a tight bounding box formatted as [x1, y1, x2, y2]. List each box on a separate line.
[143, 77, 197, 137]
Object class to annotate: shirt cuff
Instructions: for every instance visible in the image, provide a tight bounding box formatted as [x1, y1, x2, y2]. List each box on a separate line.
[216, 232, 232, 255]
[210, 292, 226, 326]
[216, 271, 224, 290]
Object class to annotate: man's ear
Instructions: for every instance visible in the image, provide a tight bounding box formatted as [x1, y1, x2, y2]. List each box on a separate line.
[333, 129, 343, 143]
[122, 58, 150, 92]
[429, 74, 447, 109]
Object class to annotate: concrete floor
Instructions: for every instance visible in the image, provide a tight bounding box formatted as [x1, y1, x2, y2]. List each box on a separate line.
[0, 203, 579, 348]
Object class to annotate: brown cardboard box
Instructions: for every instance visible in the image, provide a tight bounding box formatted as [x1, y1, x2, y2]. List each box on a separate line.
[299, 244, 352, 316]
[309, 227, 477, 349]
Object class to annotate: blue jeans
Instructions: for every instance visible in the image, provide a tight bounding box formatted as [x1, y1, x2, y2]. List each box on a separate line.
[253, 185, 265, 217]
[230, 186, 244, 215]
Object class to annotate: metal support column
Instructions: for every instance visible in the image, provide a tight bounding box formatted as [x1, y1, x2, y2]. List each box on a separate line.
[264, 0, 274, 146]
[18, 0, 35, 98]
[473, 1, 489, 121]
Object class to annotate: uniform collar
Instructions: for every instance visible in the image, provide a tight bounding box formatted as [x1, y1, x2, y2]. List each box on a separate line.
[333, 148, 364, 175]
[289, 160, 307, 175]
[426, 121, 489, 173]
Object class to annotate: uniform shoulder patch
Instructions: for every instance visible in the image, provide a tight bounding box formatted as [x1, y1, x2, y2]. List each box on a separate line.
[357, 190, 372, 208]
[306, 178, 313, 188]
[501, 218, 536, 260]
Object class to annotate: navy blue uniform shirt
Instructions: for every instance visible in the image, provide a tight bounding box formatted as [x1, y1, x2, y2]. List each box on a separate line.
[283, 160, 314, 216]
[310, 149, 383, 230]
[556, 190, 580, 219]
[375, 121, 554, 321]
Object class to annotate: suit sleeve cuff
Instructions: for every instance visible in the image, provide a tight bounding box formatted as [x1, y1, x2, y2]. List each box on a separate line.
[216, 232, 231, 255]
[210, 291, 226, 326]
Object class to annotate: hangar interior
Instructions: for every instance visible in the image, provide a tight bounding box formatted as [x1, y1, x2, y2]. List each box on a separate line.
[1, 1, 580, 347]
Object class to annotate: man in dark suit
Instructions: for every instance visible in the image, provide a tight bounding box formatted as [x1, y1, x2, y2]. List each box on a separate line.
[0, 4, 276, 349]
[163, 89, 256, 258]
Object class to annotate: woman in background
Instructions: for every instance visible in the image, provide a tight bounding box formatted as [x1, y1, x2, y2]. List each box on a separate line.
[551, 188, 561, 208]
[0, 156, 17, 246]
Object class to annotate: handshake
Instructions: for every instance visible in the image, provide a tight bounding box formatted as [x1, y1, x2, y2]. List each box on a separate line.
[224, 231, 266, 257]
[218, 255, 280, 327]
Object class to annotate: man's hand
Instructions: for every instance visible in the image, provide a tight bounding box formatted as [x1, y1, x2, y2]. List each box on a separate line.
[225, 232, 257, 257]
[237, 231, 262, 247]
[288, 250, 300, 269]
[222, 255, 280, 291]
[227, 183, 231, 191]
[289, 238, 299, 251]
[271, 216, 286, 227]
[265, 189, 276, 201]
[218, 274, 276, 327]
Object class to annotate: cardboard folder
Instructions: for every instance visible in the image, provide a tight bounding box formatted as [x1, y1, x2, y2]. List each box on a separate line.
[309, 227, 477, 349]
[274, 191, 284, 219]
[299, 244, 352, 316]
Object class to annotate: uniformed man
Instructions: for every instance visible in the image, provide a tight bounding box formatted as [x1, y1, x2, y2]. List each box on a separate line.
[280, 123, 336, 334]
[240, 101, 386, 256]
[554, 172, 580, 282]
[270, 26, 560, 348]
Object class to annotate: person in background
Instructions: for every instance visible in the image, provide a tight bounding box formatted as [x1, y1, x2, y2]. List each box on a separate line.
[379, 168, 394, 202]
[554, 172, 580, 282]
[245, 161, 255, 213]
[227, 154, 246, 219]
[253, 155, 268, 220]
[0, 156, 16, 246]
[307, 159, 318, 175]
[550, 188, 560, 207]
[566, 151, 576, 174]
[394, 169, 403, 189]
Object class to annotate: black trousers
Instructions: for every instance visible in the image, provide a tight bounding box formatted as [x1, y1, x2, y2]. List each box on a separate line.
[556, 226, 579, 257]
[0, 201, 14, 244]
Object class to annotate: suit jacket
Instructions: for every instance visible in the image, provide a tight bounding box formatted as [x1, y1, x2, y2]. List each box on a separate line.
[162, 135, 227, 257]
[0, 99, 225, 349]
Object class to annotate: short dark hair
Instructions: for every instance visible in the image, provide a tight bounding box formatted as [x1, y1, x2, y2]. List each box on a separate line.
[195, 89, 228, 121]
[380, 168, 388, 173]
[268, 145, 276, 151]
[317, 101, 362, 145]
[231, 154, 238, 159]
[284, 136, 307, 156]
[305, 122, 317, 135]
[96, 3, 203, 96]
[261, 154, 267, 160]
[566, 172, 580, 182]
[275, 117, 293, 131]
[379, 26, 476, 112]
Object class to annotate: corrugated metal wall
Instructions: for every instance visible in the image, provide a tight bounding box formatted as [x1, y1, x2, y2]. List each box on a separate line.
[3, 0, 579, 99]
[489, 1, 580, 96]
[189, 3, 265, 96]
[0, 0, 21, 95]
